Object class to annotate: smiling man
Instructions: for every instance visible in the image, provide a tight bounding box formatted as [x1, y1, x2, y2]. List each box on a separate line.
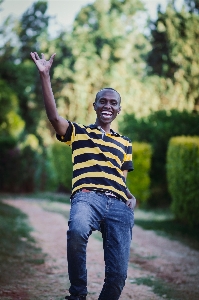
[30, 52, 136, 300]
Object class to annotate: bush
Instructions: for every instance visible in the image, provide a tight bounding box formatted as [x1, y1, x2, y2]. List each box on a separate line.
[0, 136, 18, 191]
[119, 110, 199, 206]
[127, 142, 152, 206]
[0, 135, 55, 193]
[51, 141, 73, 192]
[166, 136, 199, 227]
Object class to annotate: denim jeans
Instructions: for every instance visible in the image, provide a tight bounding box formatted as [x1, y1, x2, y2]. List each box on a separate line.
[67, 191, 134, 300]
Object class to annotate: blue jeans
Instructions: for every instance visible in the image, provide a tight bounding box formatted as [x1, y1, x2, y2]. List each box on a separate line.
[67, 191, 134, 300]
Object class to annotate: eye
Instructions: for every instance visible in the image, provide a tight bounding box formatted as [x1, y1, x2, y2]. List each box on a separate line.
[100, 99, 105, 104]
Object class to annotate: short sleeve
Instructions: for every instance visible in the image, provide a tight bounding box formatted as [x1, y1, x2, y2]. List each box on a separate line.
[56, 121, 73, 146]
[121, 138, 134, 172]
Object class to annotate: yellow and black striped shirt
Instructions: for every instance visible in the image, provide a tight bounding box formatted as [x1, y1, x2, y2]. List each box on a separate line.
[56, 122, 133, 201]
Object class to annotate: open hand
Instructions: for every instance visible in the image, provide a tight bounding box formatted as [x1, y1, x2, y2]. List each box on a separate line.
[30, 52, 56, 73]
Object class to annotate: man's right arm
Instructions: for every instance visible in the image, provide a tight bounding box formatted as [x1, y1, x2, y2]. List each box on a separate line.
[30, 52, 69, 136]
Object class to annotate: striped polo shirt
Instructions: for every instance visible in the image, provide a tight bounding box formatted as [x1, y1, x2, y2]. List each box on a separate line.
[56, 122, 133, 201]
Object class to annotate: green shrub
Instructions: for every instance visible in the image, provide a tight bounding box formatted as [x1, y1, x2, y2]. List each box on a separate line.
[0, 136, 27, 192]
[166, 136, 199, 227]
[119, 110, 199, 206]
[51, 141, 73, 192]
[20, 146, 56, 192]
[34, 147, 58, 192]
[127, 142, 152, 206]
[0, 135, 55, 193]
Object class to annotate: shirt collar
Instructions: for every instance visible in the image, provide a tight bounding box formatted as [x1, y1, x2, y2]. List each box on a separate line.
[88, 124, 121, 137]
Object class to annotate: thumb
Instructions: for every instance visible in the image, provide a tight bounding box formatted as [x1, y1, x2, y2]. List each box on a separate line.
[49, 53, 56, 64]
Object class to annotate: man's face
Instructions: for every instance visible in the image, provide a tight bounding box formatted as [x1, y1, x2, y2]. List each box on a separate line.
[93, 90, 121, 125]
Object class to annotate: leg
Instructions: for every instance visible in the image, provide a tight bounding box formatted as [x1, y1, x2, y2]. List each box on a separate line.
[99, 199, 134, 300]
[67, 191, 103, 296]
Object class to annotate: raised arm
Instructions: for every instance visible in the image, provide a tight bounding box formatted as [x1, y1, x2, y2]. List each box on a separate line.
[30, 52, 69, 136]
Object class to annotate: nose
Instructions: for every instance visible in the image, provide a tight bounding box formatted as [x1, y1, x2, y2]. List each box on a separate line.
[103, 101, 111, 109]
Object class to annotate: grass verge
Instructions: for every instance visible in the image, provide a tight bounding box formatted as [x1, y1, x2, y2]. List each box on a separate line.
[0, 200, 45, 294]
[135, 208, 199, 250]
[131, 276, 185, 300]
[29, 192, 71, 204]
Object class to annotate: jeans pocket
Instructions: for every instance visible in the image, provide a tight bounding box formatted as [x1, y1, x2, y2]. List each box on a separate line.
[71, 191, 93, 206]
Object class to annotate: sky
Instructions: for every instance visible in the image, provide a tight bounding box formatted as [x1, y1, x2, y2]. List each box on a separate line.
[0, 0, 184, 25]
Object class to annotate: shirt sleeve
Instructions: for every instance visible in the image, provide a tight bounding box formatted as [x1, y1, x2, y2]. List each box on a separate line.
[121, 138, 134, 172]
[56, 121, 74, 146]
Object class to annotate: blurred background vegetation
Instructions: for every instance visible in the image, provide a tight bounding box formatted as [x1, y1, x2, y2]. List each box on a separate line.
[1, 0, 199, 226]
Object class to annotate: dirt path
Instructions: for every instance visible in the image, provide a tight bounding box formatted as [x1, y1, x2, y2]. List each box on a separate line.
[3, 198, 199, 300]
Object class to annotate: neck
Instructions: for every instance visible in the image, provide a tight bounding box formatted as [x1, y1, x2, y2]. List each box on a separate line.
[94, 120, 111, 133]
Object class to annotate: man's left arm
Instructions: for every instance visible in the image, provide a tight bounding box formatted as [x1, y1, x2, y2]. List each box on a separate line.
[123, 170, 136, 210]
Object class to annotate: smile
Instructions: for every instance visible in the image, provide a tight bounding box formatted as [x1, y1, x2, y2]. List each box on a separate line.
[101, 111, 113, 117]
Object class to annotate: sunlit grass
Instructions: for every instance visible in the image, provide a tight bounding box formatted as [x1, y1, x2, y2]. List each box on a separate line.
[131, 276, 185, 300]
[27, 191, 71, 204]
[0, 200, 44, 287]
[135, 208, 199, 250]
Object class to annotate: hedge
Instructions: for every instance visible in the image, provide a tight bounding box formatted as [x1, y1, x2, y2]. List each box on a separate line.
[0, 135, 54, 192]
[127, 142, 152, 206]
[119, 110, 199, 205]
[166, 136, 199, 227]
[50, 141, 152, 201]
[51, 141, 73, 192]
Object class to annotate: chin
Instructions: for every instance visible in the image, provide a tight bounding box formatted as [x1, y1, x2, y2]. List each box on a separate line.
[100, 118, 113, 124]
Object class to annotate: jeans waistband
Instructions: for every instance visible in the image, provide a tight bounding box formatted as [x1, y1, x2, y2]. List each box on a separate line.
[72, 188, 126, 203]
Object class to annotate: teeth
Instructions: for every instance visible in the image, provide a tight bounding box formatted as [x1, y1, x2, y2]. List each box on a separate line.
[102, 111, 112, 115]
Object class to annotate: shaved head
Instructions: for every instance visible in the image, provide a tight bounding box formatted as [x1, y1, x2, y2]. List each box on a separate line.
[95, 88, 121, 103]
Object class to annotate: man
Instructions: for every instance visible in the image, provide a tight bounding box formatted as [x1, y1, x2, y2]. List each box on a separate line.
[30, 52, 136, 300]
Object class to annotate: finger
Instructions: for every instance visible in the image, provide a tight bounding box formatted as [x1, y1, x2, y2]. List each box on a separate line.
[126, 200, 130, 207]
[41, 53, 45, 60]
[34, 52, 40, 59]
[49, 53, 56, 64]
[30, 52, 37, 63]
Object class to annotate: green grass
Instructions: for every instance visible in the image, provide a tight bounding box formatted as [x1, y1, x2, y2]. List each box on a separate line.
[131, 276, 185, 300]
[29, 192, 71, 204]
[135, 208, 199, 250]
[40, 200, 71, 219]
[0, 192, 71, 204]
[0, 200, 45, 286]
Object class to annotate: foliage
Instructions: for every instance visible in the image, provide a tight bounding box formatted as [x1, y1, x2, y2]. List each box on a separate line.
[51, 141, 73, 192]
[0, 135, 55, 193]
[166, 136, 199, 227]
[119, 109, 199, 205]
[0, 1, 51, 142]
[52, 0, 153, 125]
[184, 0, 199, 12]
[147, 0, 199, 112]
[127, 142, 152, 205]
[0, 80, 25, 137]
[1, 0, 199, 196]
[17, 1, 50, 60]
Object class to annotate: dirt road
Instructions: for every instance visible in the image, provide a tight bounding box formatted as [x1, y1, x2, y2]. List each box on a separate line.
[2, 198, 199, 300]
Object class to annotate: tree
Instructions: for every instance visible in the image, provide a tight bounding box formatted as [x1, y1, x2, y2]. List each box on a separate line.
[13, 1, 52, 140]
[147, 0, 199, 112]
[0, 80, 24, 137]
[184, 0, 199, 12]
[52, 0, 153, 126]
[17, 1, 50, 60]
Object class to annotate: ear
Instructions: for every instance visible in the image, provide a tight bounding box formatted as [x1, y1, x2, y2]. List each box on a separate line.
[93, 102, 96, 110]
[118, 106, 121, 114]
